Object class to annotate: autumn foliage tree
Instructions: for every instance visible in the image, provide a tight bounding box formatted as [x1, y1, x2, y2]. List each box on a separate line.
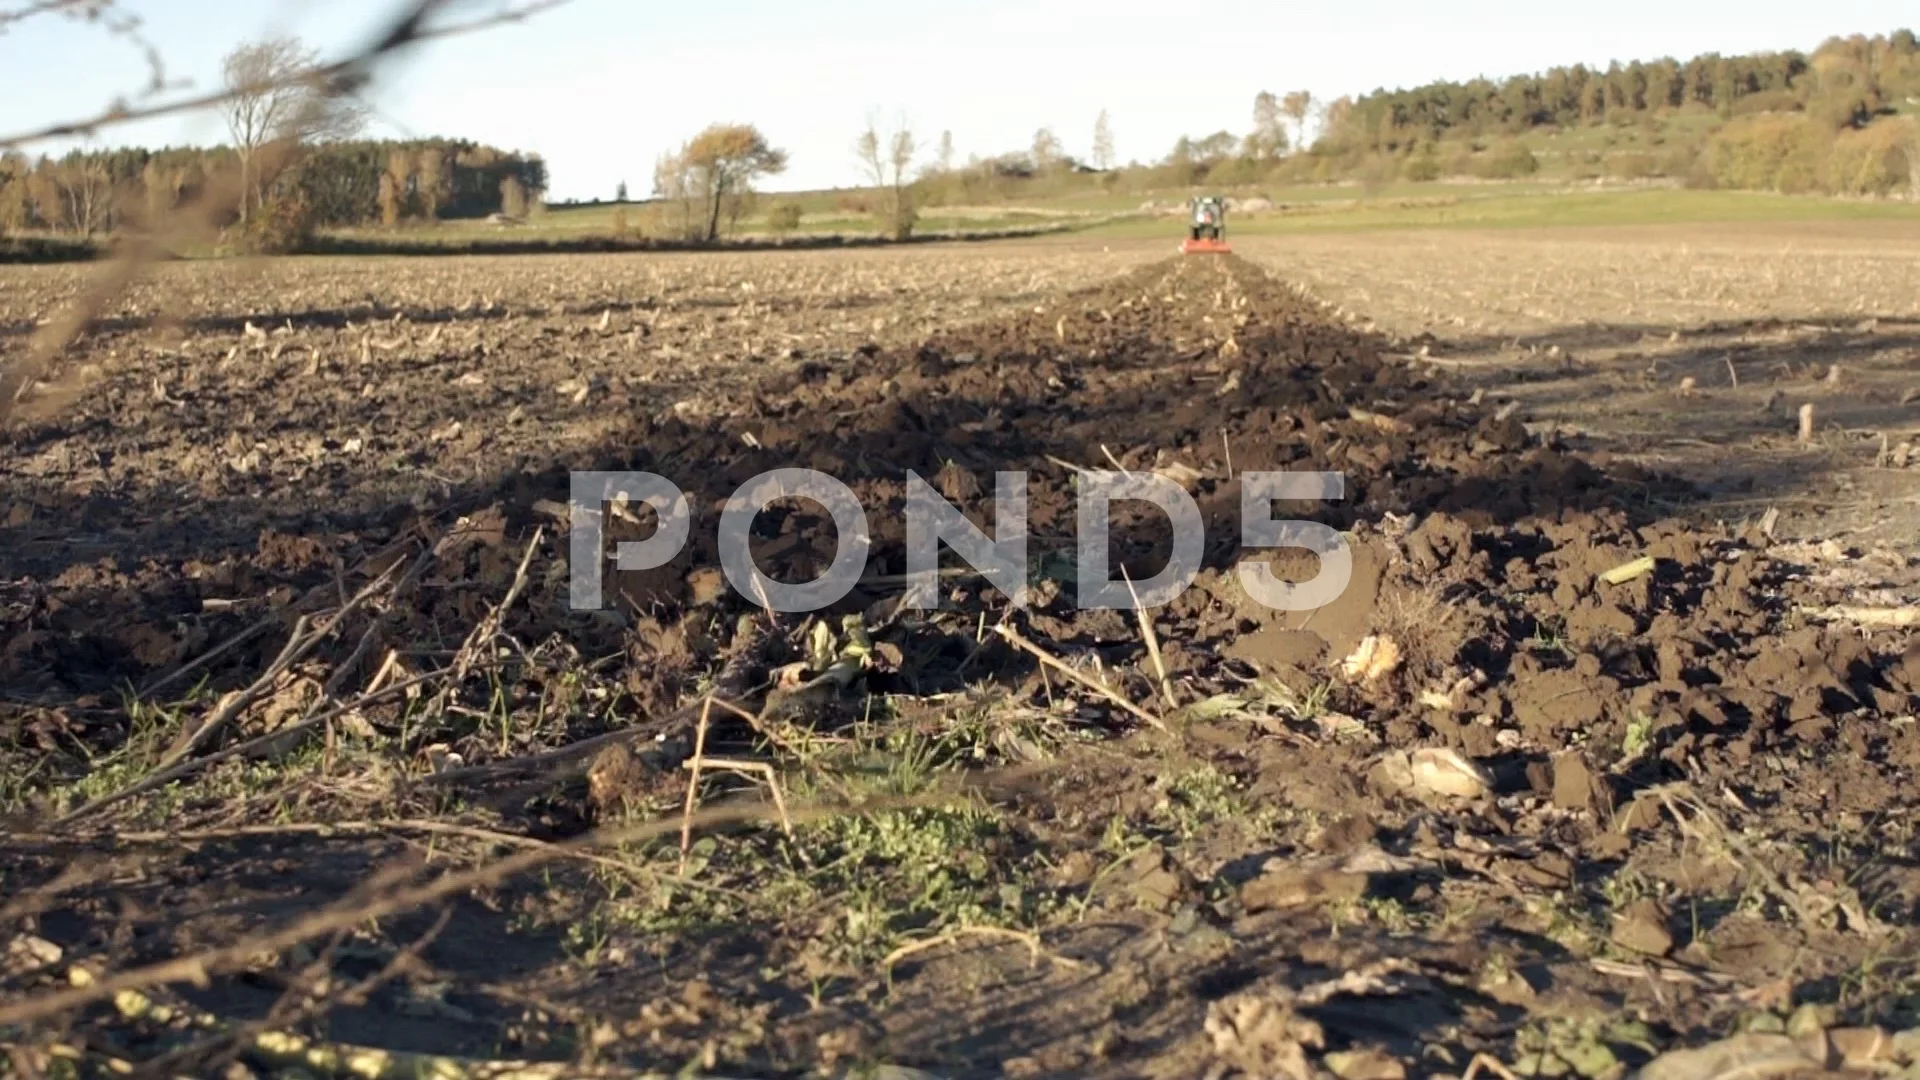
[415, 145, 450, 220]
[653, 123, 787, 244]
[380, 147, 411, 225]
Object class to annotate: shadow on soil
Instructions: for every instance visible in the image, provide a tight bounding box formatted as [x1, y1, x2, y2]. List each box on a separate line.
[1419, 312, 1920, 515]
[3, 253, 1699, 695]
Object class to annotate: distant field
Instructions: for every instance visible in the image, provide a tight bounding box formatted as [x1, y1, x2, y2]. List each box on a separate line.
[1090, 187, 1920, 237]
[316, 200, 1100, 249]
[312, 182, 1920, 253]
[4, 165, 1917, 262]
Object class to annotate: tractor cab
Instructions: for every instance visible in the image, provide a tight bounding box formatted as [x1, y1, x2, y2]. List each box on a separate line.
[1182, 195, 1230, 254]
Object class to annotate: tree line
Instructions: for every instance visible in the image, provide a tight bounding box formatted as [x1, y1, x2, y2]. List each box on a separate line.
[0, 141, 546, 235]
[0, 36, 546, 250]
[1322, 30, 1920, 152]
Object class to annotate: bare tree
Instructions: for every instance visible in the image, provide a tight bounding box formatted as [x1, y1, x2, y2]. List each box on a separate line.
[651, 148, 696, 240]
[1031, 127, 1064, 174]
[51, 156, 111, 237]
[935, 130, 955, 174]
[856, 112, 917, 239]
[221, 36, 369, 223]
[1250, 92, 1285, 160]
[1092, 110, 1115, 170]
[1281, 90, 1315, 154]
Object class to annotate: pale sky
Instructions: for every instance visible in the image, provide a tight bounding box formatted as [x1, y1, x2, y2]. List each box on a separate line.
[0, 0, 1913, 201]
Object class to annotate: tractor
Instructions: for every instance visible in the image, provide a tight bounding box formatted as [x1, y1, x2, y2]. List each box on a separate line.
[1182, 195, 1230, 254]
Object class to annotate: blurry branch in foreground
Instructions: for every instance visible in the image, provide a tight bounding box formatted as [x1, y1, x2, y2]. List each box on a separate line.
[0, 0, 575, 423]
[0, 0, 572, 150]
[0, 0, 173, 101]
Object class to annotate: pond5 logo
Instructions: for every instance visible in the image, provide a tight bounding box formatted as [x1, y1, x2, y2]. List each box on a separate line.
[566, 468, 1352, 613]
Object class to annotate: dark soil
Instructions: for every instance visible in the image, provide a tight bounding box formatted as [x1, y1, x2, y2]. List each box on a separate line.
[3, 252, 1917, 1079]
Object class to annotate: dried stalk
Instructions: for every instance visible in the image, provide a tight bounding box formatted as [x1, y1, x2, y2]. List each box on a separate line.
[993, 623, 1167, 732]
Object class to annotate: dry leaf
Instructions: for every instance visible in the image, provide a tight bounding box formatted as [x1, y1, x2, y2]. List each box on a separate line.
[1153, 461, 1205, 490]
[1323, 1048, 1406, 1080]
[1636, 1032, 1821, 1080]
[1341, 635, 1401, 684]
[1205, 994, 1321, 1080]
[1408, 747, 1493, 799]
[1347, 408, 1411, 435]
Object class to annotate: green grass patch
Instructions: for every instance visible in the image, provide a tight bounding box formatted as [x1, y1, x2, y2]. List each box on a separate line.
[1082, 187, 1920, 237]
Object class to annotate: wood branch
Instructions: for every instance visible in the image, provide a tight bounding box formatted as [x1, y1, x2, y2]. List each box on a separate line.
[0, 0, 574, 150]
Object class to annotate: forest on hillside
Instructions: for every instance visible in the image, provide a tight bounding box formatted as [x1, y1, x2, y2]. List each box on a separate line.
[914, 30, 1920, 204]
[1334, 30, 1920, 146]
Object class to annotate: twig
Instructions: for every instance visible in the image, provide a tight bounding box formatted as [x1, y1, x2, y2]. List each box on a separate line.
[881, 925, 1094, 980]
[0, 2, 89, 29]
[54, 666, 453, 828]
[410, 691, 758, 788]
[1648, 785, 1834, 931]
[1598, 556, 1656, 586]
[678, 696, 714, 874]
[13, 819, 750, 902]
[994, 624, 1167, 732]
[136, 616, 275, 700]
[1122, 567, 1179, 710]
[0, 0, 575, 425]
[691, 758, 793, 838]
[0, 0, 574, 150]
[159, 558, 403, 768]
[1589, 956, 1735, 988]
[0, 793, 949, 1028]
[441, 526, 543, 694]
[1463, 1054, 1524, 1080]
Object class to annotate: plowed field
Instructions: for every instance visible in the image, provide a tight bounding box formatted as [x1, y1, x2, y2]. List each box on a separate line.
[3, 233, 1918, 1079]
